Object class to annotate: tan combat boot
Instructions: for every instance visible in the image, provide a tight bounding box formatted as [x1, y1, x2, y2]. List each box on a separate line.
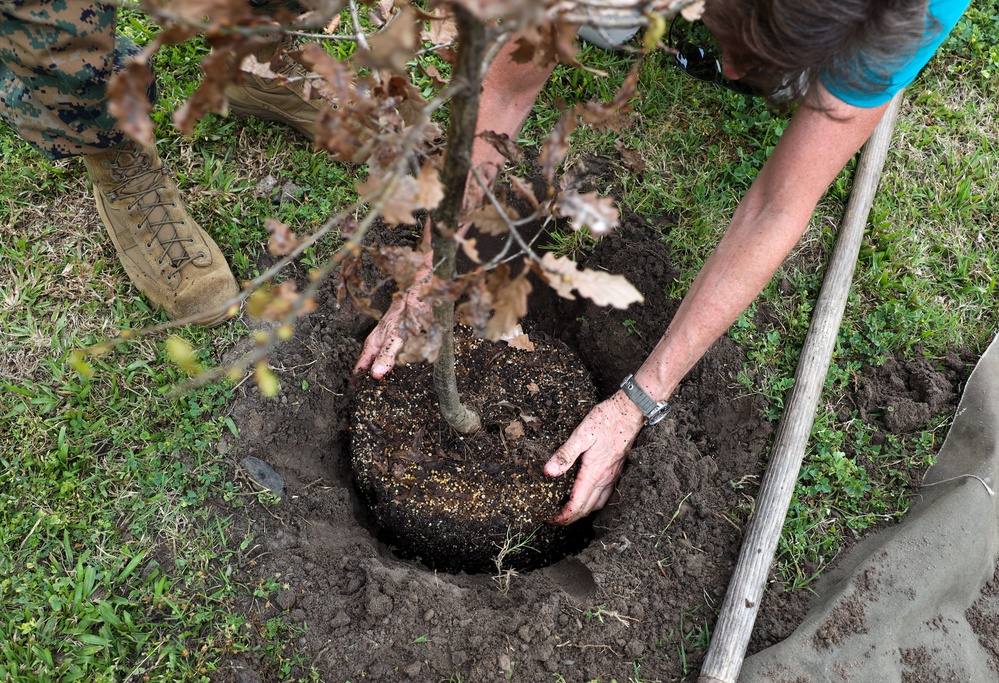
[223, 40, 325, 141]
[83, 141, 239, 326]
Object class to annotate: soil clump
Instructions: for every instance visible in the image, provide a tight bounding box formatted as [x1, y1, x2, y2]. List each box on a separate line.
[352, 326, 596, 572]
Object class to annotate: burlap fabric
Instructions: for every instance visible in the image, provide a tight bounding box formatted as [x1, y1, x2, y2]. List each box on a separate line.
[742, 332, 999, 682]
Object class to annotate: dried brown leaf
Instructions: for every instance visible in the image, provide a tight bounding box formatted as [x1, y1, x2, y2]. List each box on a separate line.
[265, 218, 301, 256]
[456, 235, 481, 264]
[396, 309, 442, 365]
[682, 0, 706, 21]
[367, 0, 395, 26]
[538, 253, 644, 309]
[466, 202, 516, 236]
[540, 110, 578, 185]
[338, 251, 382, 319]
[485, 265, 532, 340]
[358, 175, 422, 226]
[363, 5, 419, 74]
[421, 8, 457, 44]
[508, 175, 540, 210]
[504, 421, 525, 441]
[615, 139, 647, 173]
[371, 245, 430, 291]
[455, 276, 490, 332]
[107, 50, 156, 145]
[417, 161, 445, 211]
[506, 333, 535, 352]
[421, 62, 448, 88]
[478, 131, 525, 165]
[324, 14, 342, 34]
[556, 190, 620, 236]
[175, 36, 266, 135]
[238, 53, 282, 80]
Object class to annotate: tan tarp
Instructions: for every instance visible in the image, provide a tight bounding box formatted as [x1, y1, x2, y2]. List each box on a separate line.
[742, 332, 999, 682]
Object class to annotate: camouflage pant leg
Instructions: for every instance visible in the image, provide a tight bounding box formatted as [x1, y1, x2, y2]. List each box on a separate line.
[0, 0, 152, 159]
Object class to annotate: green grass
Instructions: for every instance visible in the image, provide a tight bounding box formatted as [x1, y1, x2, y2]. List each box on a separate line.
[2, 3, 999, 680]
[0, 9, 352, 681]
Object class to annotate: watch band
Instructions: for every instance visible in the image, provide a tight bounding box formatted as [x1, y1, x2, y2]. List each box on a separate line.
[620, 374, 671, 425]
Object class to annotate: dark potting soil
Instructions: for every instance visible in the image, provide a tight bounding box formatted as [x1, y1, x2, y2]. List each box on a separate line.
[215, 207, 971, 682]
[352, 326, 597, 573]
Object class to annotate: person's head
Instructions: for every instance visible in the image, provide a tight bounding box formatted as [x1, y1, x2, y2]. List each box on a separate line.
[701, 0, 936, 103]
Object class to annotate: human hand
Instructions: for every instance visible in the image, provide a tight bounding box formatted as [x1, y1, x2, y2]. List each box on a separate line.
[545, 391, 646, 525]
[353, 233, 434, 379]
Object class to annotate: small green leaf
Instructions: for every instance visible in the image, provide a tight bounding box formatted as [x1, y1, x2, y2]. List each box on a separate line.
[68, 350, 94, 379]
[165, 336, 201, 375]
[255, 362, 279, 397]
[644, 12, 667, 51]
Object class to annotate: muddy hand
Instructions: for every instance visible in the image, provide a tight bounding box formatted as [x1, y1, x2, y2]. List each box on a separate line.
[544, 392, 646, 525]
[354, 227, 433, 379]
[353, 287, 431, 379]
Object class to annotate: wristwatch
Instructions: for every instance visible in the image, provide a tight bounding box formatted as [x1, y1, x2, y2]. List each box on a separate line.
[620, 374, 671, 426]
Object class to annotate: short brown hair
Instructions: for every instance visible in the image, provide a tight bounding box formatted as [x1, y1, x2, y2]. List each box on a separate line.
[704, 0, 938, 103]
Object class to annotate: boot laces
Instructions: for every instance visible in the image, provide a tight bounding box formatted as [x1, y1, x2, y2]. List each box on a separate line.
[105, 146, 199, 280]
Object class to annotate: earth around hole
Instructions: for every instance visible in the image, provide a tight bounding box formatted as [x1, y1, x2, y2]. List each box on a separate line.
[221, 206, 971, 682]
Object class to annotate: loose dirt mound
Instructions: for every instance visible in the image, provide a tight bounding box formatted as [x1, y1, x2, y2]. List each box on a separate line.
[217, 213, 968, 682]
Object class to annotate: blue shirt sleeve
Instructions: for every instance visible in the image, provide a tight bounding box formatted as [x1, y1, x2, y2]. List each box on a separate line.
[823, 0, 972, 108]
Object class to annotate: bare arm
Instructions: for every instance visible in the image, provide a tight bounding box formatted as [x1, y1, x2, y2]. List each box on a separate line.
[467, 39, 558, 199]
[547, 88, 891, 524]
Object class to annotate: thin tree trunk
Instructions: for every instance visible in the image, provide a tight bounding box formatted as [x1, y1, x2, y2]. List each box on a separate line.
[429, 6, 487, 434]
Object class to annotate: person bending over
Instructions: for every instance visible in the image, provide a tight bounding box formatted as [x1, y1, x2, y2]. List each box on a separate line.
[356, 0, 971, 524]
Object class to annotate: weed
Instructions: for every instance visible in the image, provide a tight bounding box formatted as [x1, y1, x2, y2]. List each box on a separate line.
[582, 604, 635, 626]
[492, 527, 538, 593]
[629, 659, 663, 683]
[543, 223, 598, 259]
[622, 319, 642, 337]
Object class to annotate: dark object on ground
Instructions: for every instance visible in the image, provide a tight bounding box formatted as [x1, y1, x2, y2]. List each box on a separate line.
[240, 457, 285, 499]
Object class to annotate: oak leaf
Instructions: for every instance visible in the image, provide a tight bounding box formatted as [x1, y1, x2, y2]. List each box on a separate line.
[485, 265, 532, 340]
[417, 161, 445, 212]
[367, 0, 396, 27]
[107, 50, 156, 145]
[358, 175, 422, 226]
[466, 202, 517, 236]
[371, 245, 430, 291]
[556, 190, 620, 236]
[682, 0, 706, 21]
[265, 218, 301, 256]
[508, 175, 540, 210]
[506, 333, 535, 352]
[540, 110, 579, 185]
[615, 139, 647, 173]
[504, 421, 525, 441]
[364, 4, 419, 74]
[455, 235, 481, 264]
[479, 131, 525, 165]
[421, 8, 457, 45]
[538, 253, 643, 309]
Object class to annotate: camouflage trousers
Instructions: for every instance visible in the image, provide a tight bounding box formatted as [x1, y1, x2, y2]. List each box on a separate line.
[0, 0, 299, 160]
[0, 0, 149, 159]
